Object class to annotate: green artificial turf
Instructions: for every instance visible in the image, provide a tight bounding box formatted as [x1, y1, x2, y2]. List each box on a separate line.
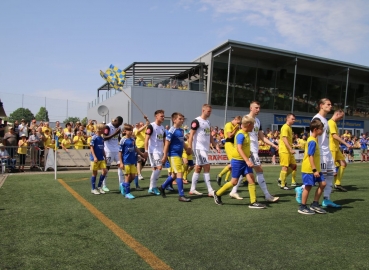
[1, 164, 368, 270]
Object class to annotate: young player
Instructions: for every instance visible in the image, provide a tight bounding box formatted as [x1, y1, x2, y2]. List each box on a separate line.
[278, 113, 297, 190]
[298, 119, 327, 215]
[188, 104, 219, 196]
[134, 117, 150, 180]
[103, 116, 123, 191]
[213, 115, 266, 209]
[182, 134, 194, 184]
[119, 124, 147, 199]
[296, 98, 341, 208]
[216, 116, 242, 186]
[223, 102, 280, 201]
[158, 112, 191, 202]
[144, 110, 166, 196]
[328, 109, 352, 192]
[89, 123, 108, 195]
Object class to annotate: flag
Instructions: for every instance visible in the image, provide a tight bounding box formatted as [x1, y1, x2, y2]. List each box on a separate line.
[100, 64, 126, 90]
[100, 70, 119, 90]
[109, 64, 126, 86]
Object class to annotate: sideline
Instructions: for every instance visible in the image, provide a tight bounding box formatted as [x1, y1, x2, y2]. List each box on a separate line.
[0, 174, 8, 188]
[58, 179, 172, 270]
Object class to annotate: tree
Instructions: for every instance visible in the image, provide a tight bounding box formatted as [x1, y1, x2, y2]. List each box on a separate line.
[63, 117, 80, 124]
[8, 108, 34, 124]
[81, 117, 88, 126]
[35, 107, 49, 121]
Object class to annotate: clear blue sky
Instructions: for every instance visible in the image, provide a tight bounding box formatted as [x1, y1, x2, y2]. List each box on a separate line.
[1, 0, 369, 121]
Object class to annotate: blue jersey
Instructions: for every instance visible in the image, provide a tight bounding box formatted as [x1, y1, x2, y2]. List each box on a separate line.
[166, 126, 185, 157]
[360, 138, 368, 149]
[90, 135, 105, 161]
[119, 137, 137, 165]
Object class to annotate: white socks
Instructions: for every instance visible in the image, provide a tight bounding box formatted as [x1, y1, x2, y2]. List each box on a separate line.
[190, 172, 200, 191]
[203, 173, 214, 193]
[231, 176, 243, 194]
[256, 173, 270, 197]
[118, 168, 124, 185]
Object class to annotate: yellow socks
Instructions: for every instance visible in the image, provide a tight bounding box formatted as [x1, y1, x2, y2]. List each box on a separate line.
[219, 166, 230, 177]
[216, 182, 234, 196]
[183, 164, 188, 180]
[225, 171, 231, 182]
[291, 170, 296, 184]
[280, 170, 287, 187]
[248, 183, 256, 204]
[335, 166, 346, 186]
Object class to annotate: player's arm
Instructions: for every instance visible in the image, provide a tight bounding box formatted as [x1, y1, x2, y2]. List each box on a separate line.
[103, 125, 120, 141]
[144, 124, 153, 152]
[282, 136, 295, 154]
[332, 133, 352, 148]
[90, 144, 97, 162]
[161, 139, 171, 164]
[236, 134, 253, 168]
[307, 141, 320, 177]
[187, 119, 198, 155]
[259, 130, 278, 150]
[118, 140, 124, 168]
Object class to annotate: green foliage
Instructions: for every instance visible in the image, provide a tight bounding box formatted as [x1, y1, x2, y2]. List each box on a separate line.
[35, 107, 49, 121]
[81, 117, 88, 126]
[63, 117, 80, 124]
[8, 108, 34, 123]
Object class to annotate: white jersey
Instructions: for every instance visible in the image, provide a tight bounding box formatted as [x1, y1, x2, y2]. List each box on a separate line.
[146, 122, 165, 154]
[312, 113, 330, 155]
[191, 116, 211, 150]
[104, 122, 121, 152]
[249, 117, 262, 153]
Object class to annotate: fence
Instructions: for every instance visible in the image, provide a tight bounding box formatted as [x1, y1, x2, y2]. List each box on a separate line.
[0, 92, 88, 122]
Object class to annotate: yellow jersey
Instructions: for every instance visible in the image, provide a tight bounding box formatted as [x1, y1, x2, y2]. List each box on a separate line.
[328, 119, 340, 152]
[301, 136, 321, 173]
[62, 139, 71, 149]
[17, 141, 28, 154]
[44, 134, 52, 147]
[231, 129, 251, 161]
[73, 135, 85, 149]
[298, 138, 307, 150]
[279, 124, 292, 154]
[224, 121, 238, 143]
[134, 128, 146, 148]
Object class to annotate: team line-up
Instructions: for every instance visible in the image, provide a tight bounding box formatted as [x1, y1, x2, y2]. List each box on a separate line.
[89, 99, 351, 214]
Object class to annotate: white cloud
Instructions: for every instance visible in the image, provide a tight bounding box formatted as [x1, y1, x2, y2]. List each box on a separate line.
[200, 0, 369, 56]
[216, 26, 235, 38]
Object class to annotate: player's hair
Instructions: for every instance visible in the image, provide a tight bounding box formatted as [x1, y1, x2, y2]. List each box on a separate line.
[202, 104, 212, 109]
[241, 115, 255, 126]
[124, 124, 133, 131]
[334, 109, 344, 114]
[250, 100, 260, 106]
[317, 98, 330, 110]
[96, 123, 105, 130]
[310, 118, 324, 131]
[155, 109, 164, 115]
[171, 112, 184, 121]
[286, 113, 296, 119]
[116, 116, 123, 124]
[234, 115, 242, 120]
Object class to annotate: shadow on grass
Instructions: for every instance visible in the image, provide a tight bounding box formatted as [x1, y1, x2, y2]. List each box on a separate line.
[343, 185, 367, 191]
[334, 198, 365, 205]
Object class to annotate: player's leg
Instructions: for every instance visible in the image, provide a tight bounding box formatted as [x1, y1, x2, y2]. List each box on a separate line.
[321, 155, 341, 208]
[334, 150, 347, 191]
[189, 149, 204, 195]
[310, 175, 327, 214]
[171, 157, 190, 202]
[297, 174, 314, 215]
[90, 162, 100, 195]
[97, 162, 107, 194]
[246, 172, 266, 209]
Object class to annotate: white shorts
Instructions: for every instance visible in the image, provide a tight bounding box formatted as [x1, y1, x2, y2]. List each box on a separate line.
[194, 149, 209, 166]
[320, 153, 335, 173]
[149, 152, 163, 167]
[105, 152, 120, 166]
[250, 152, 261, 167]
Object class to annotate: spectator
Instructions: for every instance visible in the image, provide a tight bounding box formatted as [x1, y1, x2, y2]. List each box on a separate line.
[0, 118, 5, 140]
[0, 143, 16, 172]
[28, 129, 40, 168]
[30, 119, 38, 131]
[18, 119, 29, 138]
[17, 134, 28, 172]
[137, 78, 146, 86]
[73, 131, 86, 150]
[63, 123, 74, 139]
[3, 127, 17, 158]
[36, 127, 45, 165]
[61, 133, 72, 152]
[13, 120, 20, 141]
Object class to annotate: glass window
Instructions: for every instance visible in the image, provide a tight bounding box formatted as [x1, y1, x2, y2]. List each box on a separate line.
[233, 64, 256, 107]
[255, 68, 276, 110]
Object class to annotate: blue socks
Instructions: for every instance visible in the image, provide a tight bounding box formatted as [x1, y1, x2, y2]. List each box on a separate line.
[161, 175, 174, 189]
[91, 176, 96, 190]
[97, 174, 105, 188]
[176, 178, 184, 196]
[134, 175, 139, 187]
[123, 182, 131, 194]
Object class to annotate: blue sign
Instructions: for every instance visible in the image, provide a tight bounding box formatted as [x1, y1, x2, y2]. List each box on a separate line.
[274, 114, 364, 129]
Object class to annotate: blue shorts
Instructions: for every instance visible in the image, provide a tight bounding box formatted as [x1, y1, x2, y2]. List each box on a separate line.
[231, 159, 253, 179]
[302, 173, 325, 186]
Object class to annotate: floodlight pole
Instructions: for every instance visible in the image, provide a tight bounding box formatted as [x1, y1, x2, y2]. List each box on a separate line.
[342, 68, 350, 133]
[224, 48, 232, 127]
[291, 58, 298, 112]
